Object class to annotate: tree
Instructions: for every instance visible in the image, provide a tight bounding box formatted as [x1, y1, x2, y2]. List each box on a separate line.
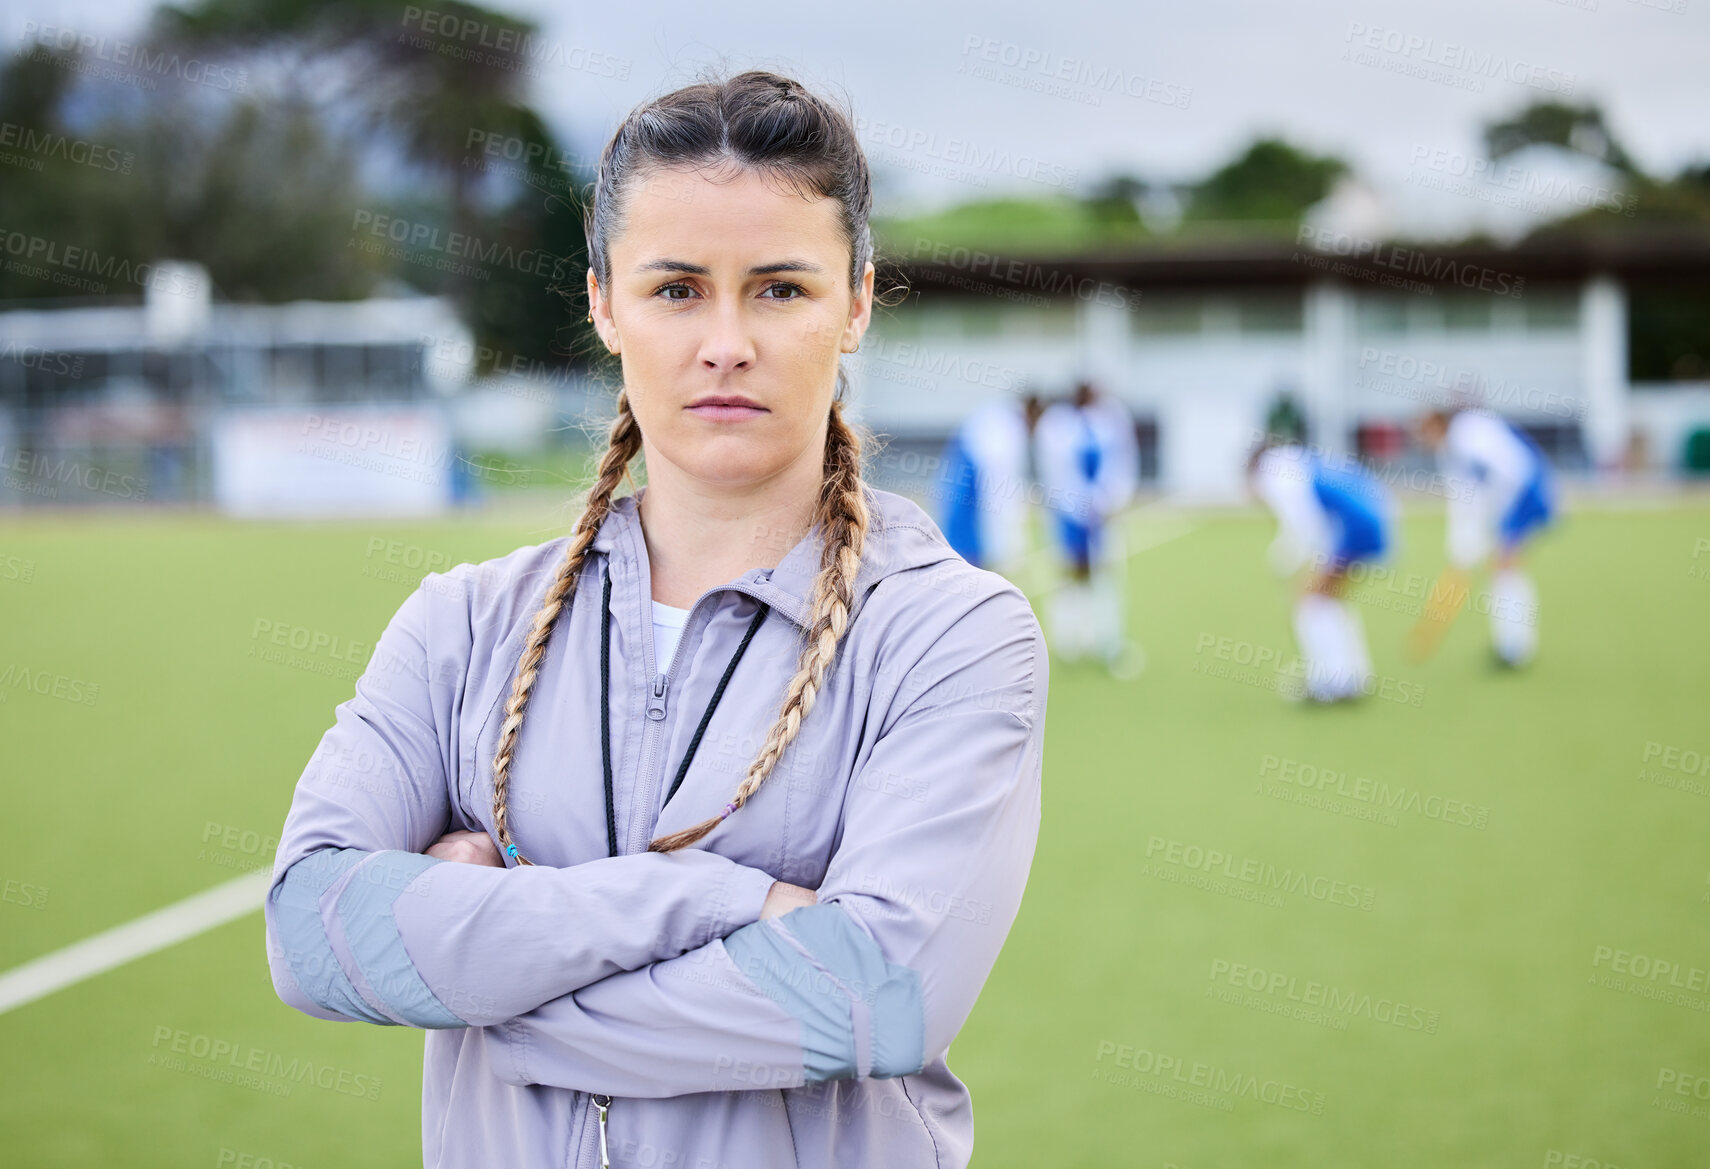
[150, 0, 594, 364]
[1483, 101, 1638, 176]
[1083, 174, 1146, 233]
[1182, 137, 1348, 225]
[154, 1, 547, 303]
[0, 41, 381, 304]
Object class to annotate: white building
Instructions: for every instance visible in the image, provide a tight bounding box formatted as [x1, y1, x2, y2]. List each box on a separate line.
[0, 262, 476, 513]
[853, 232, 1710, 501]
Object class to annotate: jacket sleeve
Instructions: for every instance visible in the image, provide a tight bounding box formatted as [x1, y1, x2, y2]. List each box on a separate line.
[481, 582, 1046, 1096]
[262, 566, 779, 1030]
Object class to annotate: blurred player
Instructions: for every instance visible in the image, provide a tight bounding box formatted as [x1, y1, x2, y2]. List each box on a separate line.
[1415, 406, 1557, 667]
[1034, 380, 1140, 668]
[938, 392, 1043, 575]
[1246, 439, 1395, 703]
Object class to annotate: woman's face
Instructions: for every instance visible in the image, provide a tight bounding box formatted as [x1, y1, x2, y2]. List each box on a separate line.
[589, 164, 875, 491]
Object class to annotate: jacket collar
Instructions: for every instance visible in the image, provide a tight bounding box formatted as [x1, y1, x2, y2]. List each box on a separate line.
[587, 484, 959, 630]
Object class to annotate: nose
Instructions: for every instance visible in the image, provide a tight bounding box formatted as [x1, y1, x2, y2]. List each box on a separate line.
[698, 298, 756, 374]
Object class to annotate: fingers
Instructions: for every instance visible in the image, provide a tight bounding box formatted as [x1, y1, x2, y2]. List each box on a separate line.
[760, 881, 818, 920]
[424, 830, 504, 867]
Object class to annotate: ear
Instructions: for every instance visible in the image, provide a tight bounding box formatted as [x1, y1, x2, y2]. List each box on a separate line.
[588, 268, 618, 354]
[840, 261, 876, 354]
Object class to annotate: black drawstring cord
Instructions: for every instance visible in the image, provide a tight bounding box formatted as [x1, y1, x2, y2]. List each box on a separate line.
[597, 564, 770, 856]
[599, 568, 618, 858]
[664, 603, 771, 807]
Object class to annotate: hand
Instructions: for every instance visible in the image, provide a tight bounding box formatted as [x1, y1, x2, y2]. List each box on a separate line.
[760, 881, 817, 920]
[425, 829, 504, 868]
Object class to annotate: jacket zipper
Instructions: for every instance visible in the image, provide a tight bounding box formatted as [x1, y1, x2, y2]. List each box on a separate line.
[586, 561, 775, 1168]
[591, 1093, 612, 1169]
[627, 574, 776, 848]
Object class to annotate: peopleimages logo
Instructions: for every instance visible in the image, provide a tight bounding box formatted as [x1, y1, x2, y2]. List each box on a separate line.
[853, 116, 1081, 190]
[1407, 145, 1637, 217]
[148, 1025, 381, 1100]
[1295, 225, 1525, 298]
[908, 237, 1143, 311]
[21, 22, 249, 93]
[0, 122, 134, 174]
[1355, 348, 1587, 421]
[1341, 22, 1577, 95]
[1258, 754, 1490, 829]
[956, 35, 1193, 110]
[1092, 1041, 1326, 1114]
[1143, 834, 1377, 910]
[1207, 958, 1441, 1033]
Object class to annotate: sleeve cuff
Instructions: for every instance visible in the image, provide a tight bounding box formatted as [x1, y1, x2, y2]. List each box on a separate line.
[485, 1018, 530, 1086]
[704, 861, 779, 947]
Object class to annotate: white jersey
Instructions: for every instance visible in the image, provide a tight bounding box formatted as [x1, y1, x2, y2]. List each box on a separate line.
[1438, 409, 1541, 567]
[1252, 445, 1331, 573]
[1034, 396, 1139, 526]
[953, 398, 1032, 570]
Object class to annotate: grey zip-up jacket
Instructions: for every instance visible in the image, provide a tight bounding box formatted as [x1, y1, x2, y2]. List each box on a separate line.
[263, 484, 1047, 1168]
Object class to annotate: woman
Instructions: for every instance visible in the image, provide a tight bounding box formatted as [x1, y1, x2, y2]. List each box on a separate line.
[1245, 438, 1392, 702]
[263, 70, 1047, 1168]
[1414, 406, 1555, 667]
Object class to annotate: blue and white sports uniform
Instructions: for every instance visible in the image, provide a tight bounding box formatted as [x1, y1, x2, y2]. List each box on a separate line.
[1032, 392, 1139, 665]
[1431, 409, 1556, 665]
[1034, 397, 1138, 569]
[1439, 409, 1557, 568]
[1443, 408, 1552, 563]
[938, 398, 1031, 571]
[1253, 445, 1394, 575]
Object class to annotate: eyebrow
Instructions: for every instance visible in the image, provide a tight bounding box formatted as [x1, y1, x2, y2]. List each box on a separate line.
[635, 259, 826, 277]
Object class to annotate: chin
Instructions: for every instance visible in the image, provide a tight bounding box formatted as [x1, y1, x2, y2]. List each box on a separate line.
[673, 446, 798, 489]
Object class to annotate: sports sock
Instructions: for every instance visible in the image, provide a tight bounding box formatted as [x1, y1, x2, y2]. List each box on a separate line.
[1293, 594, 1346, 701]
[1050, 580, 1090, 659]
[1088, 570, 1125, 662]
[1336, 600, 1374, 698]
[1490, 569, 1538, 665]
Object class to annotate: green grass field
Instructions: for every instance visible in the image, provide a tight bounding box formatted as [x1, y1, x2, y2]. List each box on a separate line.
[2, 494, 1708, 1167]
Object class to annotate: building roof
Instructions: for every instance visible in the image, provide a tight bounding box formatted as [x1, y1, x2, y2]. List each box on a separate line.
[0, 294, 469, 354]
[889, 225, 1710, 294]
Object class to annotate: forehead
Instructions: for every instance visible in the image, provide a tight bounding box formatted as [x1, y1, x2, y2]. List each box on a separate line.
[614, 164, 847, 263]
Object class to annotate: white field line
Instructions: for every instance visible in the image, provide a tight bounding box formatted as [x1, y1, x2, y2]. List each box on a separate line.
[0, 870, 271, 1016]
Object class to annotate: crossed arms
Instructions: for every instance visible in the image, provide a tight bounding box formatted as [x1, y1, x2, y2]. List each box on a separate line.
[263, 565, 1045, 1094]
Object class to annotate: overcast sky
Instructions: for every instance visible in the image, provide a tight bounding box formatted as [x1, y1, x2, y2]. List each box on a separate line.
[9, 0, 1708, 238]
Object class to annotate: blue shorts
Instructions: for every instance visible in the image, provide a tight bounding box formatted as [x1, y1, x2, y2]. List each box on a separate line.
[1311, 468, 1389, 572]
[1499, 468, 1555, 548]
[1054, 513, 1100, 570]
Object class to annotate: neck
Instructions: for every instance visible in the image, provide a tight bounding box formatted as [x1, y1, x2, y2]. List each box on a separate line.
[637, 436, 826, 608]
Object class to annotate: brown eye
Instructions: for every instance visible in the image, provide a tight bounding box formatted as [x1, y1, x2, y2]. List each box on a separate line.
[762, 283, 806, 300]
[657, 282, 696, 300]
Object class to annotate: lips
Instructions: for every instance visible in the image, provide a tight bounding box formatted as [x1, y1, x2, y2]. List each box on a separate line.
[686, 395, 768, 421]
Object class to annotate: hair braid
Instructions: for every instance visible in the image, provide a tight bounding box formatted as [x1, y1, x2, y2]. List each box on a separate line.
[515, 67, 898, 856]
[490, 393, 642, 866]
[648, 401, 870, 852]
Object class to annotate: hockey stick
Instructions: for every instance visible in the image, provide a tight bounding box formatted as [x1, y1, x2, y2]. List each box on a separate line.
[1404, 566, 1470, 662]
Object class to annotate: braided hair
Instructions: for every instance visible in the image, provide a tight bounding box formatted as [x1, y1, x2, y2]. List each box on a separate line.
[491, 68, 899, 862]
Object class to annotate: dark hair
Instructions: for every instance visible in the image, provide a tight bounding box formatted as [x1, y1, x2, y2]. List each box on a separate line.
[491, 68, 895, 862]
[585, 69, 902, 400]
